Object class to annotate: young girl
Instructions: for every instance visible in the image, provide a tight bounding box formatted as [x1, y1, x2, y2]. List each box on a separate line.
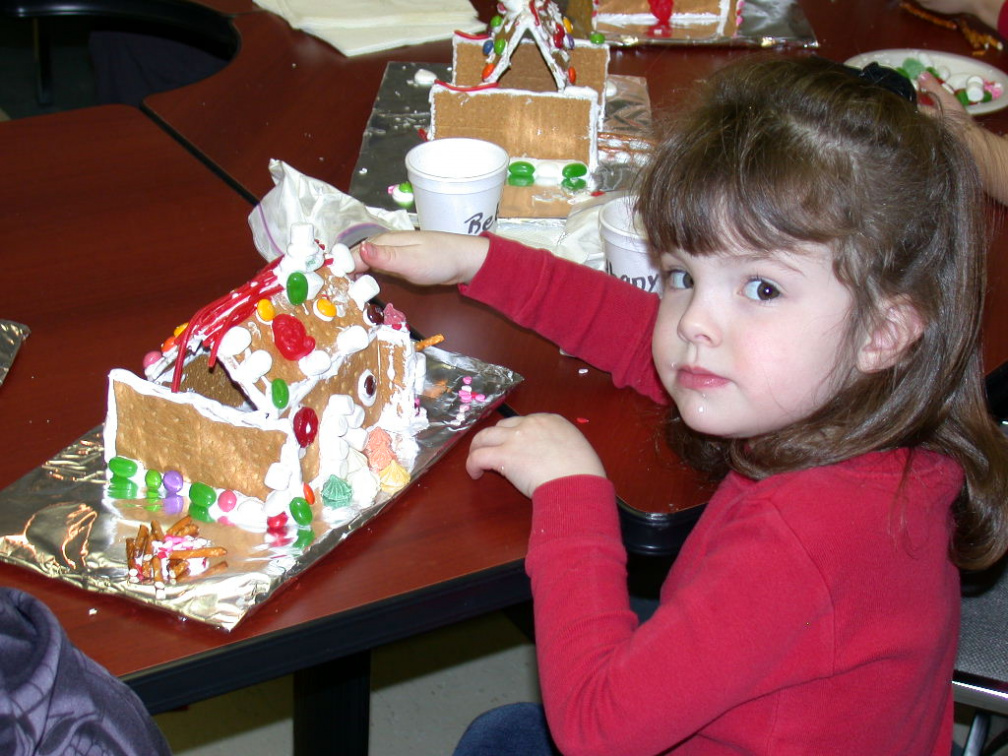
[356, 56, 1008, 755]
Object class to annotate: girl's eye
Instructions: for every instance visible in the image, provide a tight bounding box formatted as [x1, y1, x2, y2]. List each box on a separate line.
[667, 270, 694, 290]
[743, 278, 780, 302]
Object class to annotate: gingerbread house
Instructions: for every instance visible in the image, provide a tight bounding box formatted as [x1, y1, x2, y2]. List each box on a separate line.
[104, 223, 427, 531]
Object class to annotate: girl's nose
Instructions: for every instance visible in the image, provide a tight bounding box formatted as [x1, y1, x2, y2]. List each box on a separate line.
[677, 294, 720, 346]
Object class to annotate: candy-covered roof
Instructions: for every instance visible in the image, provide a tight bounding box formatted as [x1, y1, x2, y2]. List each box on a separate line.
[480, 0, 579, 89]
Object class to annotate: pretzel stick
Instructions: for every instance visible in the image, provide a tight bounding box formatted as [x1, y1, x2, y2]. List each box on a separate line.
[169, 546, 228, 559]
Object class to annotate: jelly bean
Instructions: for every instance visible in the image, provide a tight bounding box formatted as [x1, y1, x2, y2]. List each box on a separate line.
[161, 335, 177, 353]
[272, 314, 316, 360]
[482, 62, 495, 81]
[107, 479, 138, 499]
[553, 29, 565, 48]
[562, 162, 588, 179]
[294, 528, 315, 550]
[567, 67, 577, 85]
[490, 14, 503, 26]
[482, 39, 493, 55]
[173, 322, 188, 337]
[563, 16, 573, 32]
[145, 469, 163, 490]
[271, 378, 290, 410]
[901, 57, 925, 79]
[142, 350, 161, 369]
[189, 502, 212, 523]
[589, 31, 606, 44]
[303, 484, 316, 505]
[267, 512, 288, 532]
[494, 36, 506, 55]
[509, 161, 535, 177]
[256, 298, 275, 322]
[508, 175, 535, 187]
[287, 271, 309, 305]
[189, 481, 217, 508]
[163, 469, 184, 493]
[289, 496, 313, 526]
[315, 297, 336, 319]
[562, 177, 588, 191]
[108, 456, 138, 478]
[218, 489, 238, 512]
[163, 493, 185, 515]
[294, 406, 319, 447]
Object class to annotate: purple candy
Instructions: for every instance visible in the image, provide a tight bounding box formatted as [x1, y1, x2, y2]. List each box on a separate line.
[163, 469, 184, 493]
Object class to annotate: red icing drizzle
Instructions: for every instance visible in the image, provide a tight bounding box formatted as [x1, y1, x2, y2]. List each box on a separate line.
[169, 258, 284, 393]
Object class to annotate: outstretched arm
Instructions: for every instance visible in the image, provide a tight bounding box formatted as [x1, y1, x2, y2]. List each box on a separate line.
[913, 0, 1003, 28]
[918, 71, 1008, 205]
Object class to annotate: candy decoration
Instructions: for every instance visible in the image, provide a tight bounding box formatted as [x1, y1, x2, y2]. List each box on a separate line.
[649, 0, 674, 24]
[189, 481, 217, 509]
[145, 469, 163, 490]
[286, 271, 309, 305]
[271, 378, 290, 410]
[142, 350, 161, 369]
[482, 62, 496, 81]
[108, 456, 139, 479]
[509, 161, 535, 178]
[218, 490, 238, 512]
[366, 302, 385, 325]
[256, 298, 276, 322]
[303, 484, 316, 505]
[293, 406, 319, 447]
[563, 16, 573, 32]
[294, 528, 315, 550]
[161, 335, 177, 353]
[494, 36, 506, 55]
[314, 297, 336, 320]
[163, 494, 185, 515]
[508, 174, 535, 187]
[568, 67, 577, 85]
[483, 39, 494, 55]
[289, 496, 313, 526]
[322, 475, 354, 508]
[163, 469, 184, 493]
[272, 313, 316, 360]
[267, 512, 289, 532]
[589, 31, 606, 44]
[490, 14, 503, 27]
[562, 162, 588, 179]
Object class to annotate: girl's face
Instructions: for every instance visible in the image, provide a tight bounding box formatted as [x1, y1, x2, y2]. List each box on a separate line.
[651, 243, 855, 439]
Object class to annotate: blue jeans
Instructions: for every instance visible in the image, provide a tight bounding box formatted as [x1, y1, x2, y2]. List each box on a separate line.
[453, 702, 561, 756]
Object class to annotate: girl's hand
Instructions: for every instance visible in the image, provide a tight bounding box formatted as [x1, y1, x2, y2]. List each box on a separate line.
[466, 414, 607, 498]
[354, 231, 489, 286]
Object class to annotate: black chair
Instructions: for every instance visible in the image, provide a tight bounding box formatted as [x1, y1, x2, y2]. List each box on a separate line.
[0, 0, 237, 106]
[955, 558, 1008, 756]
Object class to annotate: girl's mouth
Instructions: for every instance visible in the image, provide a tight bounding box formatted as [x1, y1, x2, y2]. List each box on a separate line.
[676, 366, 730, 390]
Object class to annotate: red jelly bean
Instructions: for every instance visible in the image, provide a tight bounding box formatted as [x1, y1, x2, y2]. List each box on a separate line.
[293, 406, 319, 447]
[272, 314, 315, 360]
[267, 512, 289, 532]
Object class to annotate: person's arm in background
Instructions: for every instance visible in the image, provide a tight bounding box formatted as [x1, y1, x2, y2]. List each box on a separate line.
[918, 71, 1008, 204]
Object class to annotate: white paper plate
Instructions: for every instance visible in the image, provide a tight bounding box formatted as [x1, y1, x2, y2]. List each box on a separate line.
[846, 48, 1008, 115]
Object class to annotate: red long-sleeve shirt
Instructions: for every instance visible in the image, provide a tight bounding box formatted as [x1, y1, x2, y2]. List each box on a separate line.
[461, 234, 962, 755]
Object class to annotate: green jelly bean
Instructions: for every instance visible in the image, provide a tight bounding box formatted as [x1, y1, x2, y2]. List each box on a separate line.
[289, 496, 313, 525]
[145, 469, 163, 490]
[494, 36, 506, 55]
[189, 481, 217, 508]
[562, 177, 587, 192]
[490, 14, 503, 27]
[107, 479, 138, 500]
[189, 503, 212, 522]
[108, 456, 138, 478]
[589, 31, 606, 44]
[508, 175, 535, 187]
[271, 378, 290, 409]
[509, 161, 535, 177]
[956, 89, 970, 106]
[287, 271, 309, 305]
[562, 162, 588, 179]
[901, 57, 925, 79]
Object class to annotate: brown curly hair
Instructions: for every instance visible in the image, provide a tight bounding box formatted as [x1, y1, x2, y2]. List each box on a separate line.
[637, 55, 1008, 570]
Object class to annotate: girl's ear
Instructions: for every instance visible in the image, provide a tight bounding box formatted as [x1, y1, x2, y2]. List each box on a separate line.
[857, 298, 925, 373]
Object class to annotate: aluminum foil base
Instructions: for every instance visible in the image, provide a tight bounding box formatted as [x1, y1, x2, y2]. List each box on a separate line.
[0, 347, 522, 631]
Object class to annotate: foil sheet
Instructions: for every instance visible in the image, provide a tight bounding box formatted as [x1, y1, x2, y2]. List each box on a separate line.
[0, 347, 522, 631]
[594, 0, 817, 48]
[0, 319, 30, 387]
[349, 62, 652, 219]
